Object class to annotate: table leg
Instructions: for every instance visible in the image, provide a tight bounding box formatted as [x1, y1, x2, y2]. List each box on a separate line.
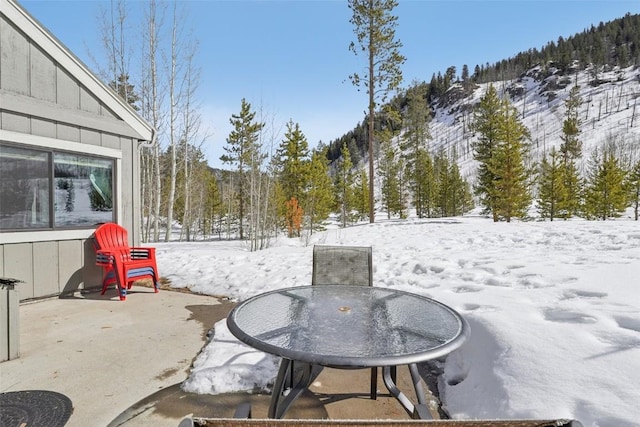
[269, 359, 322, 419]
[409, 363, 427, 406]
[382, 364, 431, 420]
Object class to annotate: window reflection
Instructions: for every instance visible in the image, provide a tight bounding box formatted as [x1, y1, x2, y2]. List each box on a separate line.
[0, 143, 114, 231]
[0, 145, 50, 229]
[54, 153, 113, 227]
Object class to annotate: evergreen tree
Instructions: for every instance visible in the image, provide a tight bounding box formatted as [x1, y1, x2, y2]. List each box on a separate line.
[401, 82, 432, 218]
[109, 73, 140, 110]
[557, 86, 584, 220]
[628, 160, 640, 220]
[487, 98, 532, 222]
[334, 143, 356, 228]
[349, 0, 405, 223]
[560, 85, 583, 160]
[444, 66, 457, 89]
[414, 148, 438, 218]
[461, 64, 470, 87]
[559, 159, 582, 219]
[202, 170, 222, 239]
[473, 64, 481, 82]
[435, 152, 451, 217]
[306, 148, 334, 233]
[448, 160, 474, 216]
[584, 148, 628, 220]
[537, 147, 567, 221]
[220, 98, 264, 239]
[353, 169, 370, 222]
[378, 139, 405, 219]
[472, 84, 502, 221]
[274, 120, 311, 207]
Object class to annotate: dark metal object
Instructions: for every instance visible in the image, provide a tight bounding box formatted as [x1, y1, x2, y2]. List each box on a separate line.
[227, 285, 470, 419]
[0, 390, 73, 427]
[1, 277, 22, 361]
[0, 277, 23, 290]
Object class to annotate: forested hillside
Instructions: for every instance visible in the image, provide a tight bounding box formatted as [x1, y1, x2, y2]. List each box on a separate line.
[324, 12, 640, 223]
[327, 12, 640, 165]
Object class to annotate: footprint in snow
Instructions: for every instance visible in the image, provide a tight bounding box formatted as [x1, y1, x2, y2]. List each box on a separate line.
[412, 263, 429, 275]
[463, 303, 497, 312]
[562, 289, 608, 300]
[483, 277, 511, 287]
[429, 265, 445, 274]
[544, 308, 598, 324]
[452, 286, 482, 293]
[614, 315, 640, 333]
[517, 276, 548, 289]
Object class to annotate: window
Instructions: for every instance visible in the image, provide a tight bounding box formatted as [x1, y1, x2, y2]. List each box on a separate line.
[0, 143, 115, 231]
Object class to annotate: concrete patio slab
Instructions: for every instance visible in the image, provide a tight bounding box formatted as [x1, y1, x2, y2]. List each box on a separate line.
[0, 288, 442, 427]
[0, 288, 230, 427]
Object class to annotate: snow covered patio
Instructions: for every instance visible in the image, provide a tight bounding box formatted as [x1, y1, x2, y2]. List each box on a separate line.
[2, 216, 638, 427]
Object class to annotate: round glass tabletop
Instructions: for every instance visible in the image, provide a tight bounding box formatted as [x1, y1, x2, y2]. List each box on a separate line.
[227, 285, 469, 367]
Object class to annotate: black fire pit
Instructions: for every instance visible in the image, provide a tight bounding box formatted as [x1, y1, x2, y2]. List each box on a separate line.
[0, 390, 73, 427]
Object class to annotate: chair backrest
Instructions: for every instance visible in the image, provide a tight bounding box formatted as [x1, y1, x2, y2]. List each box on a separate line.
[94, 223, 129, 250]
[312, 245, 372, 287]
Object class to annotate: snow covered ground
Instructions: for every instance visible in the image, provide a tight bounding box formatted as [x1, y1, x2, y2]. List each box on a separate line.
[155, 216, 640, 427]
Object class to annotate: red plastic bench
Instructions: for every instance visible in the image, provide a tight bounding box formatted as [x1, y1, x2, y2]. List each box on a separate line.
[94, 223, 160, 300]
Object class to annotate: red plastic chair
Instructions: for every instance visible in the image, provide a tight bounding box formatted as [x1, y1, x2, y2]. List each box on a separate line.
[94, 223, 160, 300]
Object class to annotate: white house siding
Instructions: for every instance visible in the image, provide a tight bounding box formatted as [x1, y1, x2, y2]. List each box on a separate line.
[0, 2, 152, 301]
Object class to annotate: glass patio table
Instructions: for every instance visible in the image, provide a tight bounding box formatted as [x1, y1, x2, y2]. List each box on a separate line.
[226, 285, 469, 419]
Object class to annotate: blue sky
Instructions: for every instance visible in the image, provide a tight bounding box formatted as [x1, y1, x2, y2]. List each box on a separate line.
[20, 0, 640, 169]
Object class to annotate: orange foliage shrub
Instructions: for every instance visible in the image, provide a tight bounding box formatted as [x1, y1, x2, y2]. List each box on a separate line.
[285, 197, 304, 238]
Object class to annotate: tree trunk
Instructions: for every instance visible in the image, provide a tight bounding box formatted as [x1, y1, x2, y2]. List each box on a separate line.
[367, 0, 375, 224]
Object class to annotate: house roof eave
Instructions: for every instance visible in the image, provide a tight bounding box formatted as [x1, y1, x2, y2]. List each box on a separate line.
[2, 0, 155, 143]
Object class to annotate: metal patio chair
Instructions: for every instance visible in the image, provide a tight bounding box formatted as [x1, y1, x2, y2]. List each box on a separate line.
[312, 245, 373, 287]
[311, 245, 377, 399]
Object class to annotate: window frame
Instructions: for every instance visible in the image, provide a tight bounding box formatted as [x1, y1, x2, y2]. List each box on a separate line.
[0, 130, 122, 244]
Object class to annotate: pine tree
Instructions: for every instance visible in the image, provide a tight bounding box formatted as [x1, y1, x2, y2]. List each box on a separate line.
[560, 85, 583, 160]
[274, 120, 311, 210]
[435, 152, 451, 217]
[487, 98, 532, 222]
[537, 147, 567, 221]
[461, 64, 470, 88]
[557, 86, 584, 219]
[472, 84, 502, 221]
[448, 160, 474, 216]
[334, 143, 356, 228]
[353, 169, 370, 222]
[109, 74, 140, 110]
[349, 0, 405, 223]
[414, 148, 437, 218]
[584, 148, 628, 220]
[378, 139, 405, 219]
[220, 98, 264, 239]
[202, 170, 222, 239]
[628, 160, 640, 221]
[306, 148, 334, 233]
[559, 159, 582, 219]
[401, 82, 432, 218]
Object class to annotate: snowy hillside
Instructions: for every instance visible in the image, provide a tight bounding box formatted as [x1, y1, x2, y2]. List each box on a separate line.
[425, 65, 640, 183]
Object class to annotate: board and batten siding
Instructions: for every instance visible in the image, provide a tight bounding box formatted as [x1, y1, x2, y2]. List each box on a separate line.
[1, 3, 151, 301]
